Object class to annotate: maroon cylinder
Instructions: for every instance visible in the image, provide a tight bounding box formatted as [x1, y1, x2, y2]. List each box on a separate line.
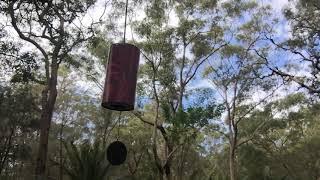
[101, 43, 140, 111]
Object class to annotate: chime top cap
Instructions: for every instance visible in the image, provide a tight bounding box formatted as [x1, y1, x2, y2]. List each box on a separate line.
[112, 43, 139, 49]
[107, 141, 127, 165]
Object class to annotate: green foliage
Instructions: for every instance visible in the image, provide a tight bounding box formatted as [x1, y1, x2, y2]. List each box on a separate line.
[222, 0, 257, 17]
[167, 104, 223, 129]
[1, 0, 320, 179]
[278, 0, 320, 93]
[235, 94, 320, 179]
[10, 53, 39, 83]
[238, 145, 270, 180]
[0, 84, 40, 175]
[0, 30, 40, 83]
[62, 140, 110, 180]
[88, 36, 111, 64]
[0, 84, 39, 131]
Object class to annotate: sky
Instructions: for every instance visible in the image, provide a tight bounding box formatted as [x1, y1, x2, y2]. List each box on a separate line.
[1, 0, 295, 106]
[74, 0, 304, 115]
[1, 0, 303, 145]
[189, 0, 290, 89]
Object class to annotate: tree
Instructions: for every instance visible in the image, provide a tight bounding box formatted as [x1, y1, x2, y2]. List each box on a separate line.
[62, 140, 110, 180]
[2, 0, 320, 179]
[0, 0, 105, 178]
[0, 27, 39, 84]
[120, 115, 155, 179]
[131, 0, 226, 179]
[36, 64, 120, 179]
[240, 93, 320, 179]
[203, 2, 278, 179]
[0, 84, 40, 177]
[259, 0, 320, 94]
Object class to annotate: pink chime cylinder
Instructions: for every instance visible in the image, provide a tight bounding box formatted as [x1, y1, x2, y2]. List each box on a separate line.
[101, 43, 140, 111]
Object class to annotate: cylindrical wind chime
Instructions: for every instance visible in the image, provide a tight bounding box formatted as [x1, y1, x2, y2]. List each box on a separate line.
[101, 0, 140, 166]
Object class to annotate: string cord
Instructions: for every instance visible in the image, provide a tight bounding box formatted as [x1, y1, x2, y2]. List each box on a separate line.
[117, 111, 122, 140]
[123, 0, 129, 43]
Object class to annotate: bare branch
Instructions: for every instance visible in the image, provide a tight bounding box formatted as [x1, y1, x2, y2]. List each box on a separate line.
[236, 84, 282, 126]
[8, 1, 50, 81]
[254, 49, 320, 94]
[185, 43, 228, 85]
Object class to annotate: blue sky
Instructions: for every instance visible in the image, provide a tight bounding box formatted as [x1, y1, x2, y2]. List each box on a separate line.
[82, 0, 295, 110]
[1, 0, 295, 108]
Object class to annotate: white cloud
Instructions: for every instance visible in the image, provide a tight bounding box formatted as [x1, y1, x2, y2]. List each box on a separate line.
[168, 10, 179, 27]
[268, 0, 289, 12]
[188, 79, 214, 90]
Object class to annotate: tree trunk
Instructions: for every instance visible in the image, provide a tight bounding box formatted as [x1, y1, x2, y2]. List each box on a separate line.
[0, 128, 14, 175]
[35, 65, 58, 180]
[159, 173, 164, 180]
[178, 85, 184, 110]
[229, 143, 236, 180]
[164, 142, 173, 180]
[59, 122, 64, 180]
[164, 163, 171, 180]
[178, 144, 188, 180]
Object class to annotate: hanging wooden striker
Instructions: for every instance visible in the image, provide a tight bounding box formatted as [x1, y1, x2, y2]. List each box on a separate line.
[101, 43, 140, 111]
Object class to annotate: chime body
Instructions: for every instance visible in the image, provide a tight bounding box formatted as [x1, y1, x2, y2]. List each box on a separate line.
[107, 141, 127, 165]
[102, 43, 140, 111]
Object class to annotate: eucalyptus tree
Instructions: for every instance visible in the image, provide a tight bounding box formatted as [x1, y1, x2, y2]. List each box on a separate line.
[257, 0, 320, 94]
[118, 114, 155, 179]
[131, 0, 226, 179]
[0, 28, 40, 178]
[0, 27, 39, 84]
[202, 2, 278, 179]
[45, 65, 118, 180]
[237, 93, 320, 179]
[0, 0, 110, 178]
[0, 84, 40, 177]
[50, 66, 85, 180]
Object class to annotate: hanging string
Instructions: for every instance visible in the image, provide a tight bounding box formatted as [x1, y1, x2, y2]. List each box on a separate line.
[123, 0, 129, 43]
[117, 111, 122, 140]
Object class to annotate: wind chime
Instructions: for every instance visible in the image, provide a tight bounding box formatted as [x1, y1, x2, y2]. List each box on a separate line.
[101, 0, 140, 166]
